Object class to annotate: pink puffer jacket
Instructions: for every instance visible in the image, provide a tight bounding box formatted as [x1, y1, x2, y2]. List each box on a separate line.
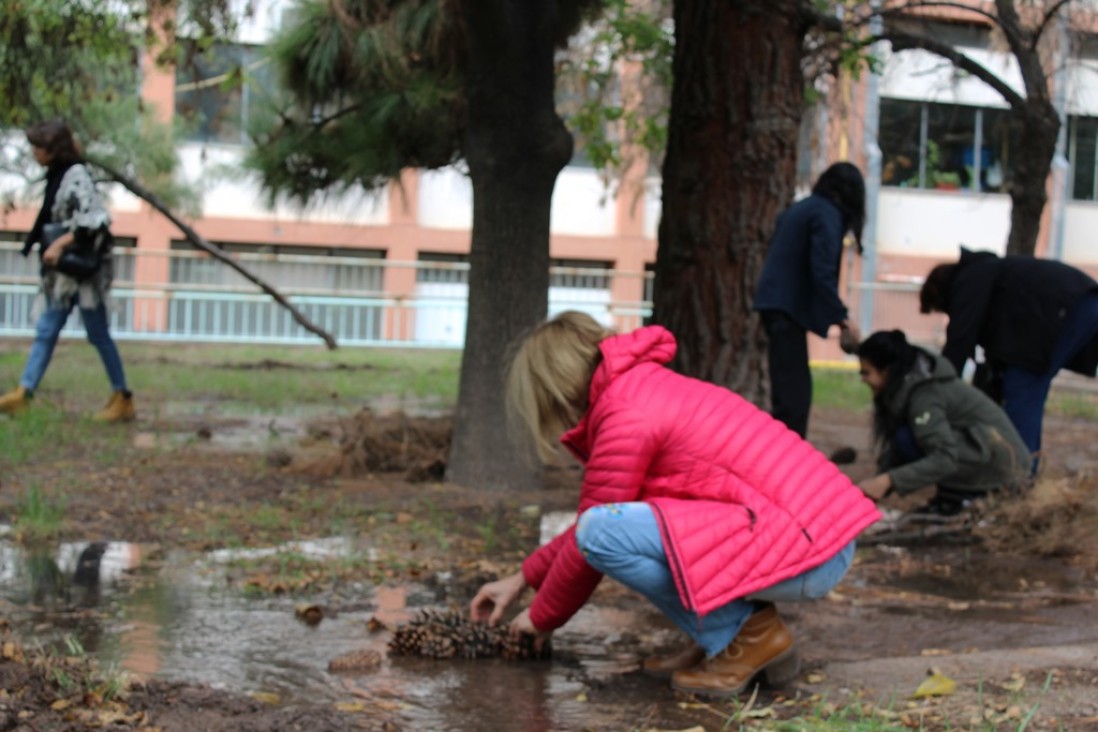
[522, 326, 880, 632]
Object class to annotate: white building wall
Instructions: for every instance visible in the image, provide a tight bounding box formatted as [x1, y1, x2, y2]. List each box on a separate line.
[417, 164, 618, 237]
[1062, 204, 1098, 264]
[876, 188, 1010, 257]
[550, 167, 616, 237]
[178, 144, 388, 225]
[643, 179, 661, 240]
[880, 46, 1022, 107]
[417, 168, 473, 230]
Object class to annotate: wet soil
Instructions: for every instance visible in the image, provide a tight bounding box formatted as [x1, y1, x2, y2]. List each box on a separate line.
[1, 393, 1097, 730]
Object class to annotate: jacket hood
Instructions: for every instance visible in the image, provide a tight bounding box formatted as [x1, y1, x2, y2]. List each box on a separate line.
[957, 246, 998, 269]
[560, 325, 677, 458]
[887, 349, 956, 414]
[589, 325, 677, 404]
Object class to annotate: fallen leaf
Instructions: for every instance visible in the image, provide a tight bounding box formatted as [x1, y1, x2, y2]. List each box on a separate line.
[249, 691, 280, 705]
[919, 648, 952, 657]
[294, 604, 324, 626]
[911, 672, 957, 698]
[575, 691, 588, 702]
[742, 706, 776, 719]
[1001, 673, 1025, 692]
[50, 699, 73, 711]
[335, 702, 367, 713]
[806, 672, 827, 683]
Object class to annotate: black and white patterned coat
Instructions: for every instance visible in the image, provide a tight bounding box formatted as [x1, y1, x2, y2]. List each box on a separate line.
[40, 163, 114, 311]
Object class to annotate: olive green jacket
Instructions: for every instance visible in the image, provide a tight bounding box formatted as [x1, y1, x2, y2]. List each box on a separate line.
[880, 351, 1030, 495]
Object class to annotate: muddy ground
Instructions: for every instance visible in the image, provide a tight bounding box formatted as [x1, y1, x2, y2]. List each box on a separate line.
[1, 386, 1097, 730]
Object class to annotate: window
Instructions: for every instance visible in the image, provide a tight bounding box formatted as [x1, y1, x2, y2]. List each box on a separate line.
[416, 253, 469, 285]
[880, 98, 1012, 193]
[1068, 116, 1098, 201]
[175, 43, 272, 145]
[169, 241, 384, 293]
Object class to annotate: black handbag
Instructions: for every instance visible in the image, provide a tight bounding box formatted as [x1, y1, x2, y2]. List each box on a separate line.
[42, 222, 102, 281]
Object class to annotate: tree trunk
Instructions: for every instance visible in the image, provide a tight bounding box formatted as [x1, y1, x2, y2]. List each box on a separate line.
[1005, 103, 1060, 258]
[446, 2, 573, 490]
[653, 0, 808, 405]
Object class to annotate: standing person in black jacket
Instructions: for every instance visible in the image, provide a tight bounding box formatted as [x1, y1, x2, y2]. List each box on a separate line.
[754, 162, 864, 438]
[920, 247, 1098, 467]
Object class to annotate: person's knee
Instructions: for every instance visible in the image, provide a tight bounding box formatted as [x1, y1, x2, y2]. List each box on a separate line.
[575, 506, 629, 562]
[575, 508, 607, 556]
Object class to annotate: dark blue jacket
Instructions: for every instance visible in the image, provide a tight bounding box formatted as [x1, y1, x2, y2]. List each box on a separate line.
[753, 194, 849, 337]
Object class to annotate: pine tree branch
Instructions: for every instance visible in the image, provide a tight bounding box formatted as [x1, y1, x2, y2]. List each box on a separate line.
[88, 158, 339, 350]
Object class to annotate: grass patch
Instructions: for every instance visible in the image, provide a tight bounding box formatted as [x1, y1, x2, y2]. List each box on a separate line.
[13, 484, 66, 541]
[0, 340, 461, 413]
[1046, 390, 1098, 420]
[811, 367, 871, 412]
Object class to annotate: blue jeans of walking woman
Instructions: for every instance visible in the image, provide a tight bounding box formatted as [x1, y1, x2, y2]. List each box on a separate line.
[20, 297, 128, 393]
[576, 502, 854, 657]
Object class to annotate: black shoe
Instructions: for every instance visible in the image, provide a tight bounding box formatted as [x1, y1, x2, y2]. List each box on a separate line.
[828, 446, 858, 465]
[911, 496, 968, 518]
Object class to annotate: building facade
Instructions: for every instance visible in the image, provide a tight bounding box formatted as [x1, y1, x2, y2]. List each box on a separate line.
[2, 1, 1096, 355]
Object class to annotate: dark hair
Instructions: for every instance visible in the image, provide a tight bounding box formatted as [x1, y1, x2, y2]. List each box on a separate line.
[919, 263, 955, 314]
[812, 162, 866, 255]
[856, 329, 919, 446]
[25, 119, 81, 166]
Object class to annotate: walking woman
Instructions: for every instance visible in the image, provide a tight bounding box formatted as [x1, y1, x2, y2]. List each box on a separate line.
[470, 312, 880, 697]
[753, 162, 866, 438]
[0, 120, 134, 421]
[855, 330, 1030, 515]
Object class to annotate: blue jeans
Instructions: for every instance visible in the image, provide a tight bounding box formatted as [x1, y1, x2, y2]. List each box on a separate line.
[20, 298, 128, 393]
[1001, 292, 1098, 466]
[575, 502, 855, 657]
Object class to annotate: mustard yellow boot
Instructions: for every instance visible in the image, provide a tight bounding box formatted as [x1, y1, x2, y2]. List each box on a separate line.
[0, 386, 31, 415]
[94, 391, 135, 422]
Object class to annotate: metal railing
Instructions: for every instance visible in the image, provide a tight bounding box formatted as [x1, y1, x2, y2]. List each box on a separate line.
[850, 279, 947, 349]
[1, 243, 950, 349]
[0, 244, 652, 347]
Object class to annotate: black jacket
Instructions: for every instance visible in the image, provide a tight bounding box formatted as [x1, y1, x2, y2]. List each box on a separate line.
[942, 248, 1098, 375]
[753, 194, 849, 337]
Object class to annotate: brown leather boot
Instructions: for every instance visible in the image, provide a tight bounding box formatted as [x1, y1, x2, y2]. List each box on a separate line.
[642, 643, 706, 678]
[94, 391, 135, 422]
[0, 386, 30, 415]
[671, 603, 798, 698]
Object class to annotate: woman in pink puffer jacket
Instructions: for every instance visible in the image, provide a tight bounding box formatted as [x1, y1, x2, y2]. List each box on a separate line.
[470, 311, 880, 697]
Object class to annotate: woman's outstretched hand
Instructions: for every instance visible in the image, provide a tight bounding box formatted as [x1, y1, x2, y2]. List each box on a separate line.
[469, 571, 527, 626]
[509, 607, 551, 652]
[858, 473, 892, 501]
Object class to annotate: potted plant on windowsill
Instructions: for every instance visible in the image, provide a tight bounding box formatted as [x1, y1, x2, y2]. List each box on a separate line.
[931, 171, 962, 190]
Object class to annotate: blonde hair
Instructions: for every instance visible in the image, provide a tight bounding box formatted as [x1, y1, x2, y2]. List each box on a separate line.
[506, 311, 610, 463]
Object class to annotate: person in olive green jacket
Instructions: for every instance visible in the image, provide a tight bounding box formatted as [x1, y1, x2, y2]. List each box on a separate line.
[855, 330, 1031, 516]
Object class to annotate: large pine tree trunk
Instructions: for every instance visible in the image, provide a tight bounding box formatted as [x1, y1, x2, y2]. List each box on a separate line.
[446, 2, 573, 490]
[653, 0, 809, 405]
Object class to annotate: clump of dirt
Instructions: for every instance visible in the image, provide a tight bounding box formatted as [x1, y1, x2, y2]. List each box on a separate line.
[313, 409, 452, 482]
[975, 474, 1098, 559]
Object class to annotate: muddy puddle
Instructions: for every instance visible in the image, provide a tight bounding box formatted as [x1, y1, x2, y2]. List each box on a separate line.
[0, 518, 676, 731]
[2, 513, 1096, 731]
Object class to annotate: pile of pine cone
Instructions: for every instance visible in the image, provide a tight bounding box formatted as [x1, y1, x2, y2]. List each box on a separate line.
[387, 609, 551, 661]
